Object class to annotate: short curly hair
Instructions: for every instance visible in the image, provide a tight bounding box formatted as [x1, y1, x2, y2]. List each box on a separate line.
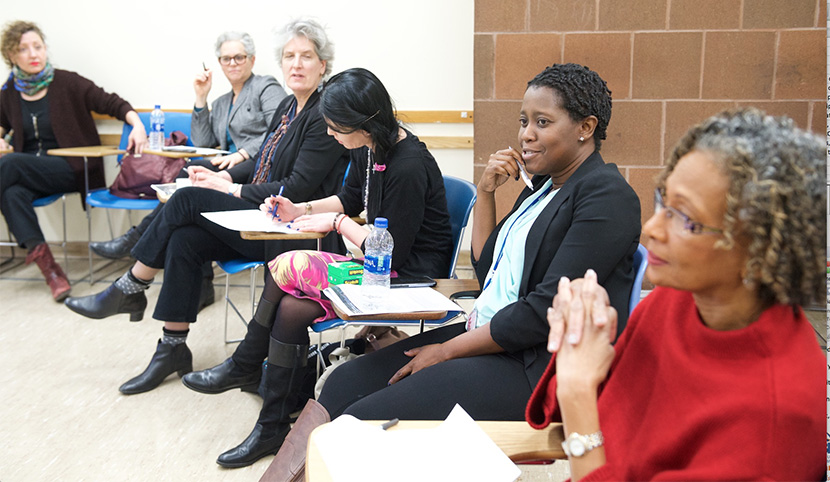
[527, 63, 612, 151]
[658, 108, 826, 307]
[1, 20, 44, 69]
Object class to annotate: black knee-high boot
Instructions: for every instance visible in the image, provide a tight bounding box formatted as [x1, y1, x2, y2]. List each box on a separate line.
[216, 336, 308, 468]
[182, 298, 276, 394]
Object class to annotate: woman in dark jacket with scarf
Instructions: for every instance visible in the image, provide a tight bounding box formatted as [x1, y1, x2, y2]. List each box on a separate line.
[0, 20, 147, 301]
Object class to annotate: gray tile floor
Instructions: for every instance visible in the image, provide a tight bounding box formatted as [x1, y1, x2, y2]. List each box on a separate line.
[0, 247, 568, 481]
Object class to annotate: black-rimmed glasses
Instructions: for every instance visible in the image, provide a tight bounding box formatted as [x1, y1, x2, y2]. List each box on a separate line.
[218, 54, 248, 66]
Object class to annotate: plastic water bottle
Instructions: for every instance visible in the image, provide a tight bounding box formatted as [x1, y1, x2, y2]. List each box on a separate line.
[148, 105, 165, 150]
[362, 217, 393, 305]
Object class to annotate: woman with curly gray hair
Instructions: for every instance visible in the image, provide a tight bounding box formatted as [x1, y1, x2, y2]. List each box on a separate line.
[526, 108, 825, 481]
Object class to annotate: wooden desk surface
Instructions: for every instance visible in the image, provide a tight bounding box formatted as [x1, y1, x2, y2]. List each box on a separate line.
[47, 145, 124, 157]
[306, 419, 565, 481]
[240, 230, 326, 241]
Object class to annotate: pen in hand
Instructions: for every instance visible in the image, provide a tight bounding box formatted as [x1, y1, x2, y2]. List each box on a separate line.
[202, 61, 208, 71]
[270, 186, 284, 220]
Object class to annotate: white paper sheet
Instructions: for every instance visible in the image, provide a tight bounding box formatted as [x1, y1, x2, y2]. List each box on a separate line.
[315, 404, 521, 482]
[324, 285, 463, 316]
[201, 209, 297, 234]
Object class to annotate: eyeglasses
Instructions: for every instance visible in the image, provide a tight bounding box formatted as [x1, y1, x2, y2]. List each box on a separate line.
[218, 54, 248, 66]
[654, 188, 723, 236]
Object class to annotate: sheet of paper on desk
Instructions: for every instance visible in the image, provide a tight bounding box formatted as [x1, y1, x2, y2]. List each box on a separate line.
[201, 209, 296, 234]
[324, 285, 463, 316]
[315, 404, 520, 482]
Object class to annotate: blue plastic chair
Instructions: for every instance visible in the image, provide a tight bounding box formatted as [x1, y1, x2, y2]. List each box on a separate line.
[309, 175, 477, 371]
[85, 111, 193, 283]
[629, 243, 648, 314]
[218, 163, 355, 343]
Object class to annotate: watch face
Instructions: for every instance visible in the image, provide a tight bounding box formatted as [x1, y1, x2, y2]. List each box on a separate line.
[569, 439, 586, 457]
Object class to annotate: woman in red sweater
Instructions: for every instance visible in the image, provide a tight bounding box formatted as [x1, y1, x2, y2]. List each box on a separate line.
[526, 108, 826, 481]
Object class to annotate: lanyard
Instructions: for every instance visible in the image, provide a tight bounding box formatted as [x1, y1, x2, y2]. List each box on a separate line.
[482, 183, 555, 292]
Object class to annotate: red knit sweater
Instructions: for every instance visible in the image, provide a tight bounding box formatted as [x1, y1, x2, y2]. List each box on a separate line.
[526, 286, 825, 481]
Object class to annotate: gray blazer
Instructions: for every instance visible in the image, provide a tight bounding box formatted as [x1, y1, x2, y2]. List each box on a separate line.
[190, 73, 286, 157]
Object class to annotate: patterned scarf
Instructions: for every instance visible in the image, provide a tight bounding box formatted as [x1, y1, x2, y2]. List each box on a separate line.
[252, 99, 297, 184]
[8, 62, 55, 96]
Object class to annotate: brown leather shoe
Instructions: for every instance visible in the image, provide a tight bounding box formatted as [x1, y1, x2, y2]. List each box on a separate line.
[26, 243, 71, 301]
[259, 399, 330, 482]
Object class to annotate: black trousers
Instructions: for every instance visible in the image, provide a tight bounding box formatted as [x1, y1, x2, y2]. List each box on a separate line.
[0, 153, 76, 248]
[317, 323, 534, 421]
[131, 187, 318, 323]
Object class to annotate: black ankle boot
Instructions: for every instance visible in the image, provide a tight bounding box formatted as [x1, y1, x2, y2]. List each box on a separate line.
[182, 358, 260, 394]
[182, 312, 272, 394]
[119, 340, 193, 395]
[64, 282, 147, 321]
[89, 226, 142, 259]
[216, 337, 308, 468]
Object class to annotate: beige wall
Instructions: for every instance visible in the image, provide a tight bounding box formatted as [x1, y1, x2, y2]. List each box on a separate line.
[0, 0, 475, 243]
[474, 0, 826, 222]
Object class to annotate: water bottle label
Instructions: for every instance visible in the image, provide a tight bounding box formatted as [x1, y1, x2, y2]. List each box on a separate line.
[151, 122, 164, 133]
[364, 255, 391, 276]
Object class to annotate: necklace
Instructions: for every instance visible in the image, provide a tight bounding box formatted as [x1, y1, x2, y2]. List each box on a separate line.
[363, 149, 373, 214]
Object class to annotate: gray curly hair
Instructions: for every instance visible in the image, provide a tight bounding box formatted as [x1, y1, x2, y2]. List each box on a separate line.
[275, 18, 334, 79]
[658, 108, 826, 307]
[214, 31, 256, 58]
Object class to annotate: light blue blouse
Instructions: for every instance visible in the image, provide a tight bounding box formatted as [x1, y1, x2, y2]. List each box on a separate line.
[468, 179, 558, 330]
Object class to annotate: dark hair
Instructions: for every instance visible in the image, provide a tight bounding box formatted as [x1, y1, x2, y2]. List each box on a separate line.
[527, 63, 612, 151]
[1, 20, 45, 69]
[320, 68, 399, 221]
[659, 108, 825, 307]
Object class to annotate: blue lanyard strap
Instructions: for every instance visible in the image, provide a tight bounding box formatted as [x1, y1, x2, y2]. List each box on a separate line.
[482, 183, 554, 292]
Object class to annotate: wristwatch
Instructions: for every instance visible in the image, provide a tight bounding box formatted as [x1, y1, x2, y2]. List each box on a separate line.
[228, 183, 241, 196]
[305, 202, 312, 215]
[562, 431, 604, 458]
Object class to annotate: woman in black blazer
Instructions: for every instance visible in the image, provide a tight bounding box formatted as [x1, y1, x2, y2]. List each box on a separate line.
[64, 19, 348, 396]
[260, 63, 642, 481]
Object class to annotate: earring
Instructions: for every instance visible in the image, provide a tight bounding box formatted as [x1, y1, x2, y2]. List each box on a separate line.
[579, 136, 585, 142]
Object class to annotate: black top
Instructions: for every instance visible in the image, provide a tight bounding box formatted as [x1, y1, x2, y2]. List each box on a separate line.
[337, 130, 453, 278]
[20, 95, 59, 155]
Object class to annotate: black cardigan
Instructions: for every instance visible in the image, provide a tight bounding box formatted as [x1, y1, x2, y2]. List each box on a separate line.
[228, 90, 348, 206]
[337, 131, 452, 277]
[472, 152, 642, 388]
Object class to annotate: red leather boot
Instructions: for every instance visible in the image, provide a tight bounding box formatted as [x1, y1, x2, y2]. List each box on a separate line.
[26, 243, 71, 301]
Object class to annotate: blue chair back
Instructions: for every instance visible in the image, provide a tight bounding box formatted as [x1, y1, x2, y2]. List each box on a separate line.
[442, 175, 477, 278]
[117, 111, 194, 162]
[629, 243, 648, 314]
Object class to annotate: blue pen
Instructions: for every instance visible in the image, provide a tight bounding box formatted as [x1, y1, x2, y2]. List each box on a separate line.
[271, 186, 284, 220]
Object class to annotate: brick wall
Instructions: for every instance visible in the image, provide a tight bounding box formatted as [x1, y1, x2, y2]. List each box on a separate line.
[474, 0, 826, 223]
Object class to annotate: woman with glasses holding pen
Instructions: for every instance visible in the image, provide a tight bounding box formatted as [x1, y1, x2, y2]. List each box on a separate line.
[528, 108, 825, 481]
[88, 31, 286, 264]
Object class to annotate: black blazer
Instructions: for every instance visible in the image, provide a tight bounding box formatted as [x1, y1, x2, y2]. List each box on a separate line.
[472, 152, 641, 388]
[227, 89, 349, 255]
[229, 89, 349, 205]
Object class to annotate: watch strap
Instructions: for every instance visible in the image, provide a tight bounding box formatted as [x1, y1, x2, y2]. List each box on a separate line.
[562, 431, 604, 457]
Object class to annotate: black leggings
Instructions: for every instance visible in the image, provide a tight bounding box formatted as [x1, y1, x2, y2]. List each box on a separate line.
[261, 274, 324, 345]
[317, 323, 534, 421]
